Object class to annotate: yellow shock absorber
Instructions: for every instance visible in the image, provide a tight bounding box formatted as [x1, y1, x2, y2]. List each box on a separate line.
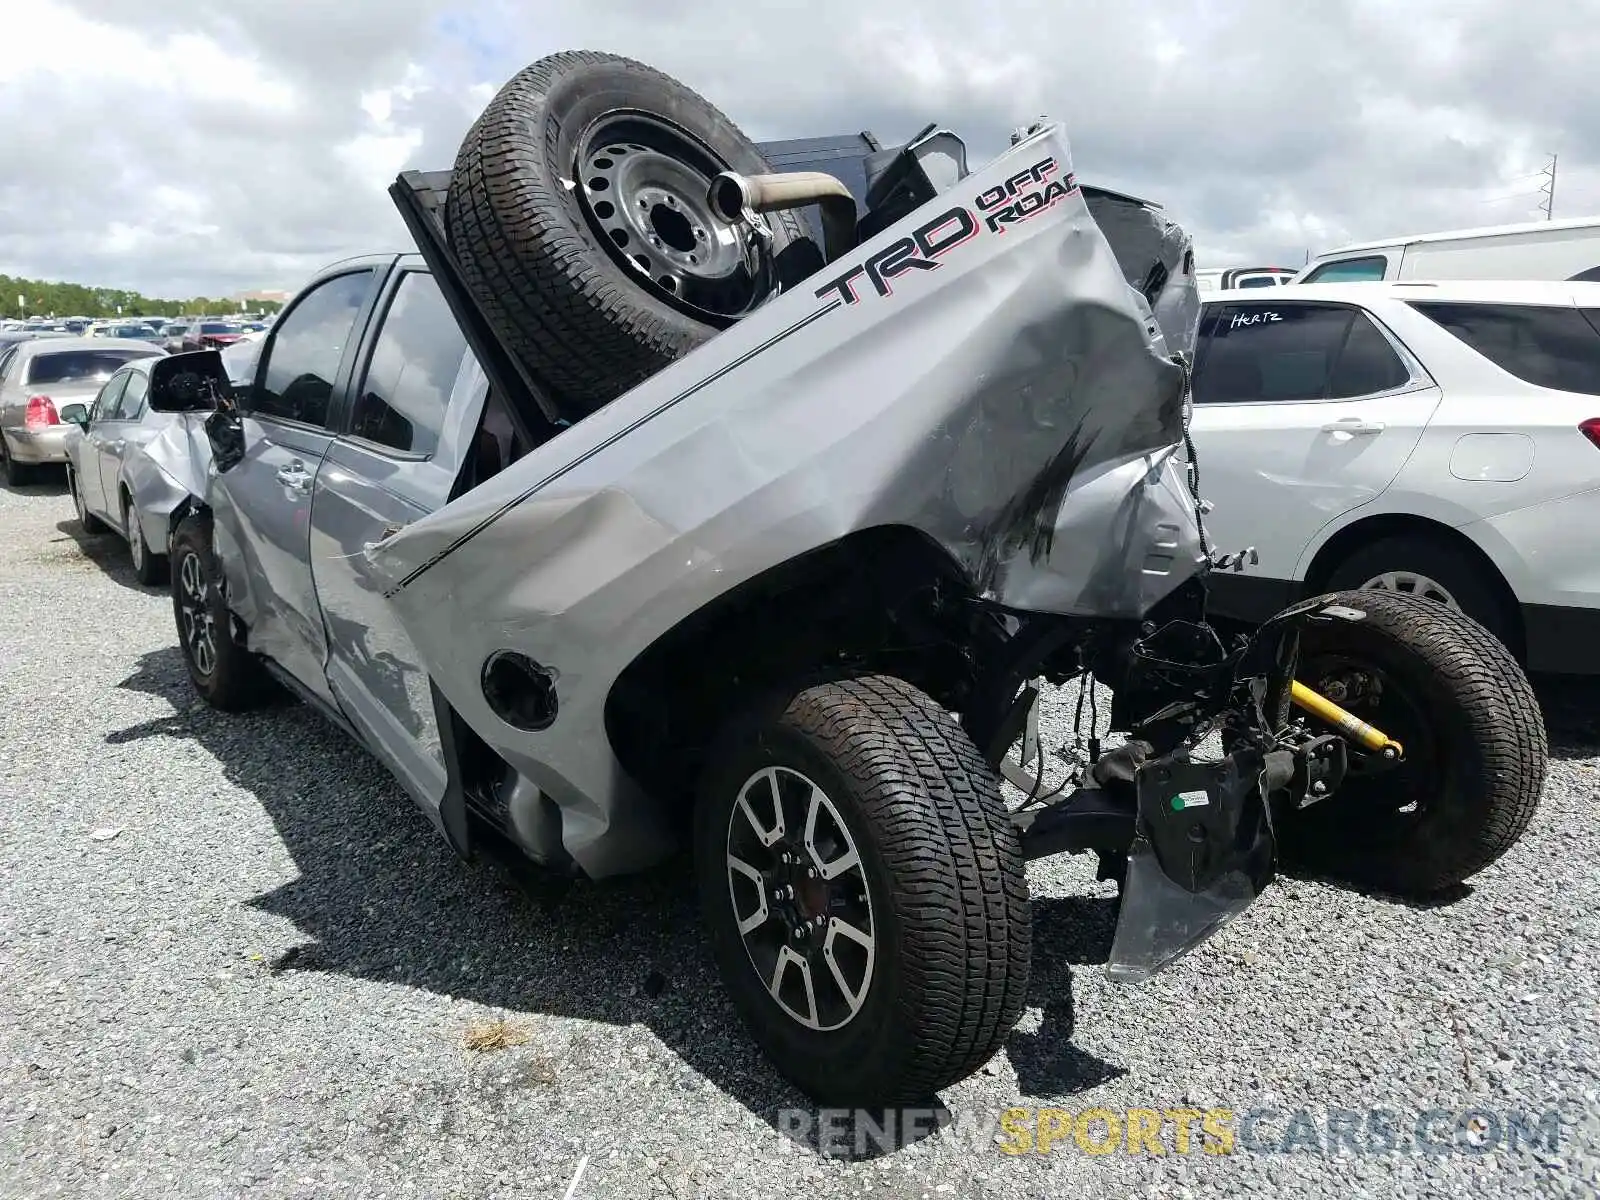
[1290, 680, 1405, 760]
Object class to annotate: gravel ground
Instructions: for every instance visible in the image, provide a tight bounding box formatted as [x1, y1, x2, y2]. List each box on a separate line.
[1, 472, 1597, 1200]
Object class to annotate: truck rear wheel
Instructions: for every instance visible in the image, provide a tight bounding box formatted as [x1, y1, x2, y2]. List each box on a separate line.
[694, 674, 1031, 1105]
[1276, 589, 1547, 894]
[170, 514, 278, 711]
[446, 51, 817, 419]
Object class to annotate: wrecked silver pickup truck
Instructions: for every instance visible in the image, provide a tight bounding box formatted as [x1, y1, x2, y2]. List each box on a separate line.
[139, 51, 1547, 1105]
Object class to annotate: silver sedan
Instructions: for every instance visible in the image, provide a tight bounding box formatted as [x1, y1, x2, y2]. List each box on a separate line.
[0, 336, 164, 485]
[60, 355, 208, 585]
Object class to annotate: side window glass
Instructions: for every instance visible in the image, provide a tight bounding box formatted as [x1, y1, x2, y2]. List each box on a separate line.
[348, 273, 467, 457]
[251, 270, 374, 428]
[118, 372, 151, 420]
[1413, 302, 1600, 397]
[1327, 314, 1411, 397]
[1301, 255, 1388, 283]
[90, 373, 129, 423]
[1192, 304, 1354, 403]
[0, 348, 16, 389]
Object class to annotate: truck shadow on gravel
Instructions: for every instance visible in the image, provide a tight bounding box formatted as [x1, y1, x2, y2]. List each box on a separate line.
[107, 645, 1127, 1160]
[51, 518, 158, 594]
[105, 646, 1600, 1160]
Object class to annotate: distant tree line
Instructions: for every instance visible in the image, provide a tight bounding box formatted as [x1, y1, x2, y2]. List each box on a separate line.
[0, 274, 285, 320]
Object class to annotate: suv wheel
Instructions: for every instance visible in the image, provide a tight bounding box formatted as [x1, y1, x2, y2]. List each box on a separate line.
[694, 674, 1031, 1105]
[169, 514, 277, 710]
[1325, 534, 1517, 653]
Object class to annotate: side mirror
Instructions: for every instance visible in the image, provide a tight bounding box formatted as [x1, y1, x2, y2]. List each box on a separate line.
[59, 403, 89, 427]
[148, 349, 235, 413]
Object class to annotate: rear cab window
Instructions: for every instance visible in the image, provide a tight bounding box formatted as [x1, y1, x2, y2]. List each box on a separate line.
[1193, 302, 1412, 403]
[1409, 301, 1600, 396]
[1300, 255, 1390, 284]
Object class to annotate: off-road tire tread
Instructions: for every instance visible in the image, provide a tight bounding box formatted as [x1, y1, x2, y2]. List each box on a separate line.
[445, 50, 806, 416]
[1284, 589, 1546, 893]
[762, 675, 1029, 1100]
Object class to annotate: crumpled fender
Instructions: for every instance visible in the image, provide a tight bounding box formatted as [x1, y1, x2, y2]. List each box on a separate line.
[364, 120, 1208, 876]
[122, 412, 215, 548]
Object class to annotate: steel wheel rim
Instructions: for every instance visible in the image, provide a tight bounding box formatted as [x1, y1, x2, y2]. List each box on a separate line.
[725, 766, 876, 1032]
[177, 551, 218, 677]
[575, 114, 775, 324]
[1358, 571, 1461, 611]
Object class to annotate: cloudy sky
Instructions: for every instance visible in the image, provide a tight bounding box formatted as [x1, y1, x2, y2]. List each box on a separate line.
[3, 0, 1597, 300]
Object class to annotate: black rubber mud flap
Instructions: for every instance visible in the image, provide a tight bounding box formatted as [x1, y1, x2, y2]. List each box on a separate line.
[1106, 748, 1275, 982]
[429, 681, 474, 860]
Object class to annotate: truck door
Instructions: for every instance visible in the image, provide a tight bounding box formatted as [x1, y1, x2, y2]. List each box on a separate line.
[307, 268, 482, 824]
[209, 266, 382, 705]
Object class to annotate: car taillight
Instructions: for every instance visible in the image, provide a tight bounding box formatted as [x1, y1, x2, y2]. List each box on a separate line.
[24, 395, 59, 428]
[1581, 419, 1600, 450]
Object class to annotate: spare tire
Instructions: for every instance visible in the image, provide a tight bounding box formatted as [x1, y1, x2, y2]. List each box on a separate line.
[446, 51, 818, 418]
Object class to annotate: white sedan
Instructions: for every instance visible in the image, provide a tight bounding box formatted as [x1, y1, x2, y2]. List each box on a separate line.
[1188, 279, 1600, 675]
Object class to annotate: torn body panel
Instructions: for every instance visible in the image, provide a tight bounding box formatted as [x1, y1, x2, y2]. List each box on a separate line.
[123, 412, 214, 549]
[368, 122, 1207, 877]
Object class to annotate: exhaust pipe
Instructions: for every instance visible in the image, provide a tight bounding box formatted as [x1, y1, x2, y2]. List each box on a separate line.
[708, 170, 859, 263]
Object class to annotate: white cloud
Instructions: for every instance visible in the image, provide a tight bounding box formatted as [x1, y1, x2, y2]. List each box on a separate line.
[0, 0, 1598, 298]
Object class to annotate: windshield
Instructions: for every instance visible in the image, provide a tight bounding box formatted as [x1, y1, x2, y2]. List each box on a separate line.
[25, 349, 160, 385]
[200, 322, 240, 335]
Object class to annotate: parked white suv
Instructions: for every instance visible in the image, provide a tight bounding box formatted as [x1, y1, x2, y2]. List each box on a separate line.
[1188, 279, 1600, 674]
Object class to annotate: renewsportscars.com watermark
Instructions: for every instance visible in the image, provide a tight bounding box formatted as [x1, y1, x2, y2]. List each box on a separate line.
[774, 1105, 1567, 1159]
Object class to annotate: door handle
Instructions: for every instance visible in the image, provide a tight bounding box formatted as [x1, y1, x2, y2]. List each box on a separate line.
[275, 460, 312, 492]
[1320, 418, 1385, 436]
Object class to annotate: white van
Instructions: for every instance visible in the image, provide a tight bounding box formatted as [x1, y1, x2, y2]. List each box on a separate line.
[1295, 215, 1600, 284]
[1195, 266, 1297, 292]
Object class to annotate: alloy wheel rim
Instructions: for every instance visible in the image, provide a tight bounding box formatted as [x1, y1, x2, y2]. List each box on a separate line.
[725, 766, 876, 1032]
[177, 551, 218, 677]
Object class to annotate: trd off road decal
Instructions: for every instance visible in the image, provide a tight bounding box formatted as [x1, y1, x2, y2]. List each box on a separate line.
[976, 157, 1079, 234]
[813, 207, 980, 306]
[812, 155, 1079, 310]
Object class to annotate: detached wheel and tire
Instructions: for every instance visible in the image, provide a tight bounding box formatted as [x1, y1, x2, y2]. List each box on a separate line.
[446, 51, 819, 418]
[695, 674, 1031, 1105]
[169, 514, 277, 711]
[1275, 588, 1547, 895]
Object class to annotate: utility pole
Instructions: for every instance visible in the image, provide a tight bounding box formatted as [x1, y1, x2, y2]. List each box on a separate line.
[1539, 153, 1558, 220]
